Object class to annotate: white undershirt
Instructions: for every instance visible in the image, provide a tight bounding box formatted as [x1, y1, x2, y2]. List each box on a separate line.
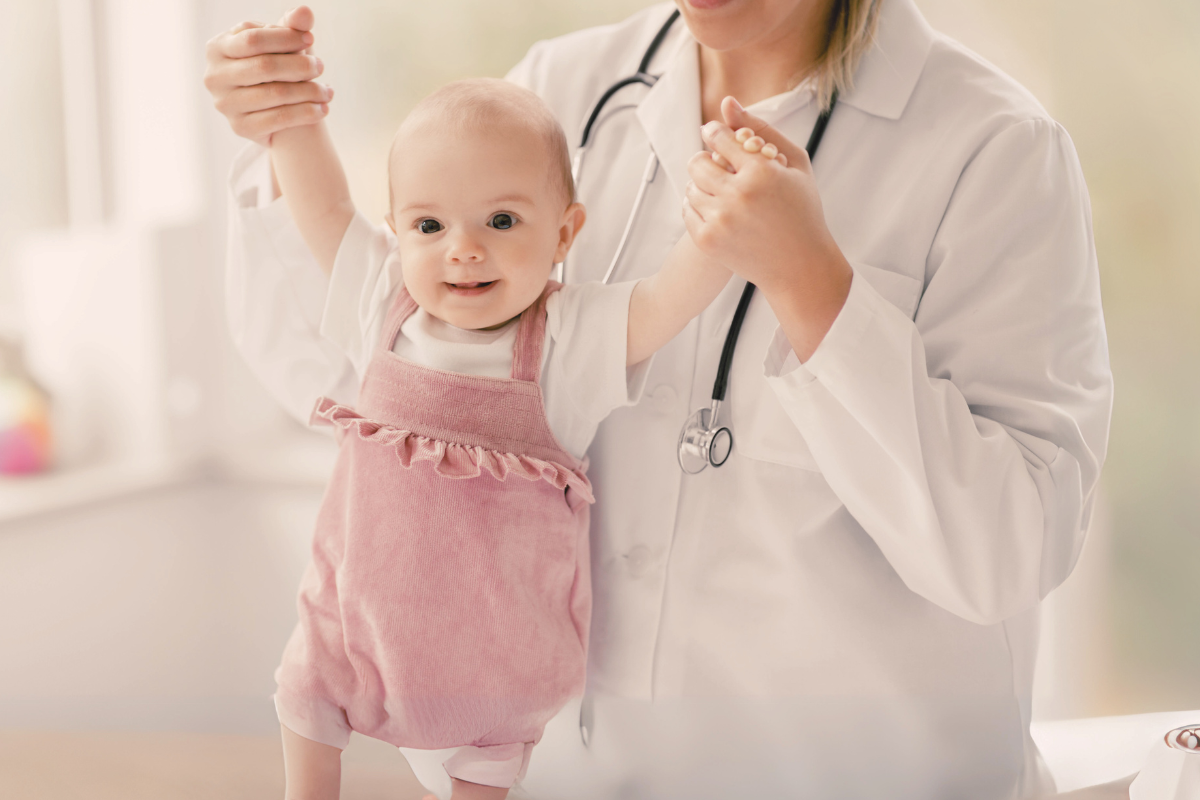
[392, 307, 519, 379]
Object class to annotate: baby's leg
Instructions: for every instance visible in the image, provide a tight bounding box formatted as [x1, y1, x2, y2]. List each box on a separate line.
[281, 722, 343, 800]
[449, 777, 508, 800]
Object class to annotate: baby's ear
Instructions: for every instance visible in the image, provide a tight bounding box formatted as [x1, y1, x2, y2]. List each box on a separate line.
[554, 202, 587, 262]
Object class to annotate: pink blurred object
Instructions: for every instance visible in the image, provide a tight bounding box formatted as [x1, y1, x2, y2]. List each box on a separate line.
[0, 337, 53, 475]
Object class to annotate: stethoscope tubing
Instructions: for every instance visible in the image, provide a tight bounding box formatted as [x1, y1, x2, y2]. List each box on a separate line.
[577, 9, 681, 151]
[562, 9, 680, 288]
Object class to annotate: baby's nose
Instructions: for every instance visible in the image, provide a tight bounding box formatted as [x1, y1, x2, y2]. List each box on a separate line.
[446, 230, 485, 262]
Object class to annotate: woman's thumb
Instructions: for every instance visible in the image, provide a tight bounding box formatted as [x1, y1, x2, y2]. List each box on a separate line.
[279, 5, 315, 32]
[721, 96, 764, 132]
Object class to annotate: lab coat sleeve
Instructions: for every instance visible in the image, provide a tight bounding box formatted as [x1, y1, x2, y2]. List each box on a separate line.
[765, 118, 1113, 626]
[319, 211, 403, 379]
[225, 143, 360, 423]
[503, 38, 548, 91]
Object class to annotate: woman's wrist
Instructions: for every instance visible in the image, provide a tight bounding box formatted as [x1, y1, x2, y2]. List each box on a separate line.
[758, 246, 853, 363]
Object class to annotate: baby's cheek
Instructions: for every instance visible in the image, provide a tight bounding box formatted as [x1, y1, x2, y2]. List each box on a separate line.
[399, 258, 441, 308]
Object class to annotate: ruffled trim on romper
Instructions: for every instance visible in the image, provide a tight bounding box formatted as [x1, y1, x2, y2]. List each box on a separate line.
[311, 397, 595, 504]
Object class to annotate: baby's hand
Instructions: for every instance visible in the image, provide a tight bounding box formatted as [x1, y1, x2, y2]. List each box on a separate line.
[708, 127, 788, 172]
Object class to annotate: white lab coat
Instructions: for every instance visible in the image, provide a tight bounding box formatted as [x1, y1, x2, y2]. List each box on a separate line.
[224, 0, 1112, 797]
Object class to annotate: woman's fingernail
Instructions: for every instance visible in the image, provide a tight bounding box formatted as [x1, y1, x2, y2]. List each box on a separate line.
[319, 103, 329, 115]
[325, 84, 335, 99]
[311, 56, 323, 72]
[731, 97, 744, 111]
[301, 32, 314, 45]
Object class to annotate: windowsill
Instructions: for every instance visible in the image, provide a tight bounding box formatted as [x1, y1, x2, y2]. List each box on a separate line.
[217, 428, 338, 486]
[0, 430, 339, 525]
[0, 457, 199, 524]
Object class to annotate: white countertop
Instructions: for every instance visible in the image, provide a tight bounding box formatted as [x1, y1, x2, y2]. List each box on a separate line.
[1033, 710, 1200, 793]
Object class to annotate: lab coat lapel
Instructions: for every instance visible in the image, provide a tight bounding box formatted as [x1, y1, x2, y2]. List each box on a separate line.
[839, 0, 935, 120]
[636, 35, 703, 200]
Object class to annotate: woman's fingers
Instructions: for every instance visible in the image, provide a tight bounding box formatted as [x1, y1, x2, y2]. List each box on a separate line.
[234, 100, 329, 141]
[687, 148, 734, 193]
[720, 95, 810, 171]
[223, 52, 324, 88]
[221, 24, 313, 59]
[681, 197, 707, 244]
[684, 180, 718, 221]
[700, 121, 756, 172]
[228, 20, 266, 34]
[221, 80, 333, 118]
[204, 6, 326, 143]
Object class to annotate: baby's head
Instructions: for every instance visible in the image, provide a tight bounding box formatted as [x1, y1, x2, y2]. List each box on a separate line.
[385, 78, 585, 330]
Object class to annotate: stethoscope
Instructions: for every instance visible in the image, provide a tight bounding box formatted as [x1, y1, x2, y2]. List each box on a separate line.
[566, 9, 837, 481]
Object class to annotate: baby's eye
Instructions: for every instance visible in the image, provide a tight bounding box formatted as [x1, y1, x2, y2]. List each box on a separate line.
[418, 219, 443, 234]
[489, 213, 515, 230]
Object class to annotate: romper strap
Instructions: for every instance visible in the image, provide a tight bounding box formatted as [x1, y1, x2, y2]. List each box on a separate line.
[511, 281, 564, 383]
[379, 285, 421, 353]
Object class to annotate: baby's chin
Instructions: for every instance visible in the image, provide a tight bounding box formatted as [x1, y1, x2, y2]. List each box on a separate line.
[426, 283, 537, 331]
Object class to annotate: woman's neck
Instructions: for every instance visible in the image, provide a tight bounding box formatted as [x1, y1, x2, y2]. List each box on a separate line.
[697, 3, 830, 123]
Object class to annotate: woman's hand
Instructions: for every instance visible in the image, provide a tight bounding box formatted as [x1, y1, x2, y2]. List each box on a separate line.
[203, 6, 334, 146]
[682, 96, 853, 362]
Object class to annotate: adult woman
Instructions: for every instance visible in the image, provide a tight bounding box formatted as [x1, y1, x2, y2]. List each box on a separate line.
[204, 1, 1112, 797]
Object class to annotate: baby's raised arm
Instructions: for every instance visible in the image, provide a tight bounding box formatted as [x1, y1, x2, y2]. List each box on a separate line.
[271, 108, 355, 274]
[627, 234, 731, 366]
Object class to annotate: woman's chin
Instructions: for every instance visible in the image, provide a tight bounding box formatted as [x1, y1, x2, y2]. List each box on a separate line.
[680, 0, 793, 53]
[685, 0, 739, 10]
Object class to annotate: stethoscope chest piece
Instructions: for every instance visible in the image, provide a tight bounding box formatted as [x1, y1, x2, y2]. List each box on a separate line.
[678, 400, 733, 474]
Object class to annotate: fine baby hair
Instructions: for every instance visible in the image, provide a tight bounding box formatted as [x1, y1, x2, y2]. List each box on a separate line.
[388, 78, 575, 210]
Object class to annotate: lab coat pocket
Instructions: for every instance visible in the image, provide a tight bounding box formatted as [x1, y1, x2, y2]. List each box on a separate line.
[729, 295, 821, 471]
[728, 263, 923, 471]
[850, 261, 923, 320]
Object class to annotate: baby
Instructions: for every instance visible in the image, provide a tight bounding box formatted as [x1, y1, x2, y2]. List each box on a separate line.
[267, 75, 733, 800]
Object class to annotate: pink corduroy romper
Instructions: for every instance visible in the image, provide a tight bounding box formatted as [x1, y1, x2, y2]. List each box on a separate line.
[274, 281, 593, 785]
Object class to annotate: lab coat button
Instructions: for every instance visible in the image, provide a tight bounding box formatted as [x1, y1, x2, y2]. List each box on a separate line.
[647, 385, 677, 414]
[625, 545, 653, 578]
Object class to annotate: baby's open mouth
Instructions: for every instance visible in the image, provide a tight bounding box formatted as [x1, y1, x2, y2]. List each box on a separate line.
[446, 280, 498, 296]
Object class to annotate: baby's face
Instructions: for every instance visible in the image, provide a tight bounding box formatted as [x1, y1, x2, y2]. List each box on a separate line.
[387, 118, 583, 331]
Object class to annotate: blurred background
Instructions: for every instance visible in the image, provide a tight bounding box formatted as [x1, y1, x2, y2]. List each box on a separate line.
[0, 0, 1197, 796]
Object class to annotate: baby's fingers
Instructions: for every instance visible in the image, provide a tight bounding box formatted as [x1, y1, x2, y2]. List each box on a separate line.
[711, 144, 786, 171]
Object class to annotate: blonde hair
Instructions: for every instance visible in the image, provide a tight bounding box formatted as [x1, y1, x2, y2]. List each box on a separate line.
[812, 0, 884, 110]
[389, 78, 574, 207]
